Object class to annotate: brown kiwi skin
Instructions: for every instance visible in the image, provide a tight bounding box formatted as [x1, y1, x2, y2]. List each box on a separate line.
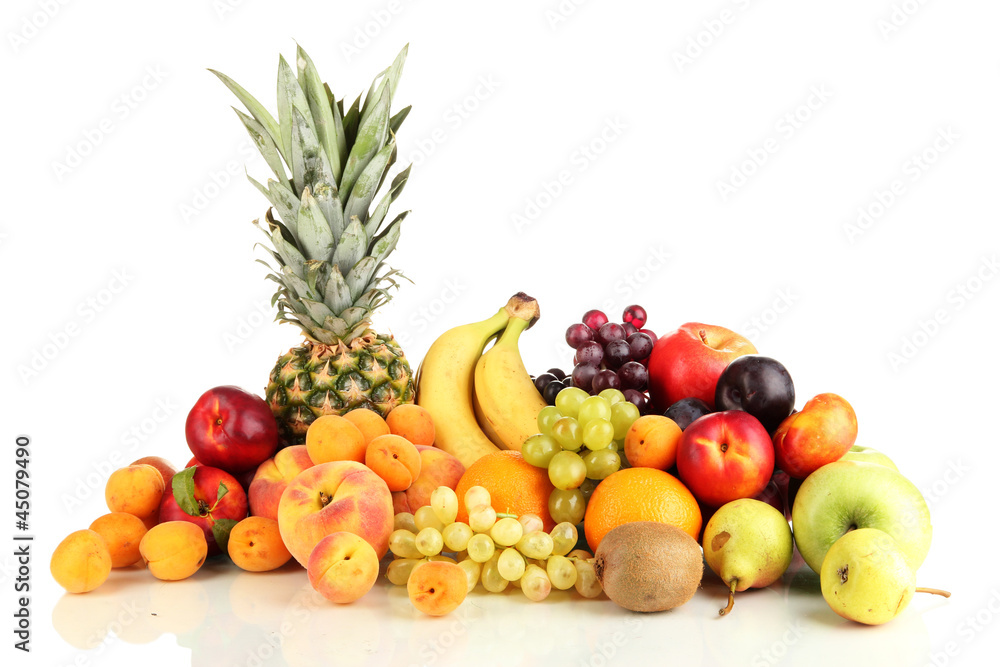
[594, 521, 703, 612]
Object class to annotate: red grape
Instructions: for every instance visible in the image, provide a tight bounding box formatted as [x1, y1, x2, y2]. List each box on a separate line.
[604, 340, 631, 369]
[547, 368, 567, 381]
[621, 322, 638, 337]
[639, 328, 658, 346]
[623, 389, 649, 413]
[582, 310, 608, 331]
[565, 323, 593, 349]
[596, 322, 626, 346]
[575, 341, 604, 366]
[571, 364, 598, 393]
[592, 369, 621, 392]
[534, 373, 556, 393]
[622, 305, 647, 328]
[617, 361, 648, 391]
[626, 332, 653, 361]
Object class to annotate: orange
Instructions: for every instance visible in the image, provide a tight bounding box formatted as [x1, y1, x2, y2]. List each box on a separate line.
[454, 450, 555, 531]
[624, 415, 683, 470]
[584, 467, 701, 551]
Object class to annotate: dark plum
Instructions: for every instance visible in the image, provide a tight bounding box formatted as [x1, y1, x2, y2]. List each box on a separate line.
[582, 310, 608, 331]
[617, 361, 648, 391]
[571, 363, 599, 393]
[591, 369, 621, 392]
[604, 340, 631, 369]
[626, 332, 653, 361]
[596, 322, 626, 346]
[622, 305, 647, 328]
[664, 397, 712, 431]
[565, 324, 593, 349]
[714, 355, 795, 432]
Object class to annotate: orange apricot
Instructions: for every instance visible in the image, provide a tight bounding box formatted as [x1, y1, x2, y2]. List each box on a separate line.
[139, 521, 208, 581]
[50, 530, 112, 593]
[306, 415, 367, 464]
[228, 517, 292, 572]
[365, 434, 422, 492]
[386, 404, 436, 446]
[89, 512, 148, 568]
[407, 560, 467, 616]
[624, 415, 683, 470]
[105, 464, 165, 519]
[343, 408, 391, 446]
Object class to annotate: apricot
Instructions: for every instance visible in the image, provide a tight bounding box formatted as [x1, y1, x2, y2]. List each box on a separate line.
[228, 516, 292, 572]
[365, 434, 422, 492]
[105, 464, 165, 519]
[386, 404, 436, 446]
[306, 415, 367, 464]
[130, 456, 178, 487]
[307, 532, 379, 603]
[407, 560, 467, 616]
[343, 408, 391, 446]
[624, 415, 683, 470]
[139, 521, 207, 581]
[88, 512, 148, 568]
[50, 530, 112, 593]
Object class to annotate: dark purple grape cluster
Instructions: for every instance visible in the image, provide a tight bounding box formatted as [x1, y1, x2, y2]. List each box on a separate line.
[531, 368, 571, 405]
[565, 306, 658, 413]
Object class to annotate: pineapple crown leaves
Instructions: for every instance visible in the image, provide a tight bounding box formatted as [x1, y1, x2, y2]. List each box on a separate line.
[211, 44, 412, 344]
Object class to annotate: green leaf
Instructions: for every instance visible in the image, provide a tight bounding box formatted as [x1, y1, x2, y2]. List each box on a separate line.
[171, 467, 201, 518]
[248, 176, 299, 236]
[344, 141, 395, 225]
[365, 164, 410, 240]
[342, 93, 362, 148]
[389, 104, 411, 135]
[321, 316, 349, 339]
[296, 45, 341, 182]
[369, 211, 407, 263]
[345, 257, 377, 302]
[305, 260, 330, 296]
[331, 217, 368, 276]
[276, 55, 313, 170]
[312, 181, 344, 240]
[301, 298, 336, 326]
[233, 109, 289, 188]
[216, 481, 229, 503]
[340, 86, 390, 203]
[361, 45, 408, 127]
[210, 68, 286, 162]
[323, 266, 353, 313]
[290, 106, 335, 195]
[339, 306, 369, 329]
[212, 518, 239, 554]
[295, 188, 335, 262]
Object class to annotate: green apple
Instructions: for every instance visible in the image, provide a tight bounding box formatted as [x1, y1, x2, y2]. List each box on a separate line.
[791, 460, 931, 574]
[839, 445, 898, 472]
[703, 498, 793, 616]
[820, 528, 915, 625]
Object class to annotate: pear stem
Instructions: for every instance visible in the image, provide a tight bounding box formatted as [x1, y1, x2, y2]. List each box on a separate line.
[719, 580, 737, 616]
[916, 587, 951, 598]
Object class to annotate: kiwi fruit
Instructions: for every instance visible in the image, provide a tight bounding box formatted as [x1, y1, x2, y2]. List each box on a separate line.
[594, 521, 703, 612]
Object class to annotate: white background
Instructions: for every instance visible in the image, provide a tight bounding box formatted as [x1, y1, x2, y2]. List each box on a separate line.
[3, 0, 1000, 665]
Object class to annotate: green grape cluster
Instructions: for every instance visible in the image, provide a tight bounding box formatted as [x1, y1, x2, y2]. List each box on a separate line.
[523, 387, 641, 524]
[385, 485, 603, 601]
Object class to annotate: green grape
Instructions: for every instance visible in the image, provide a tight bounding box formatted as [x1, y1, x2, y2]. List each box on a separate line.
[415, 527, 444, 556]
[414, 506, 445, 533]
[551, 417, 583, 451]
[610, 401, 641, 440]
[464, 485, 492, 511]
[428, 554, 457, 563]
[546, 555, 578, 590]
[567, 548, 593, 560]
[536, 406, 563, 435]
[458, 559, 481, 593]
[497, 547, 526, 581]
[520, 564, 551, 602]
[548, 451, 587, 490]
[548, 488, 587, 525]
[581, 418, 614, 450]
[481, 554, 509, 593]
[516, 530, 554, 560]
[430, 486, 459, 525]
[582, 448, 621, 480]
[490, 517, 524, 547]
[517, 513, 544, 534]
[466, 533, 496, 562]
[393, 512, 417, 533]
[554, 386, 589, 419]
[599, 388, 626, 405]
[386, 558, 421, 586]
[577, 396, 612, 426]
[468, 505, 497, 533]
[442, 521, 474, 552]
[573, 559, 603, 598]
[389, 529, 422, 559]
[550, 522, 578, 556]
[522, 434, 561, 468]
[579, 477, 599, 502]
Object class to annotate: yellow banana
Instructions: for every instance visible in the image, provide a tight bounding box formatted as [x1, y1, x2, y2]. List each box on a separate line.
[473, 309, 547, 452]
[416, 294, 536, 468]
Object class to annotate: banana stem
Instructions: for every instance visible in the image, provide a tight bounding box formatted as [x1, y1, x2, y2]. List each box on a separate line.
[916, 587, 951, 598]
[719, 580, 737, 616]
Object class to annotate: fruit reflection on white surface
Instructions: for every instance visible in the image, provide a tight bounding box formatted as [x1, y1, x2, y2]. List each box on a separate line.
[51, 557, 943, 666]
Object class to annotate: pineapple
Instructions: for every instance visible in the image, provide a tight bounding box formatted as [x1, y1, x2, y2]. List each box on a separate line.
[212, 45, 415, 445]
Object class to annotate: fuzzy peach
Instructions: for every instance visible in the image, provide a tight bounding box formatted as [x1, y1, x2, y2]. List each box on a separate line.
[407, 560, 467, 616]
[391, 445, 465, 514]
[277, 461, 393, 566]
[307, 532, 380, 603]
[228, 516, 292, 572]
[343, 408, 391, 446]
[386, 404, 436, 446]
[305, 415, 367, 464]
[88, 512, 148, 568]
[50, 530, 112, 593]
[130, 456, 178, 488]
[139, 521, 208, 581]
[248, 445, 314, 520]
[365, 434, 422, 492]
[105, 464, 165, 519]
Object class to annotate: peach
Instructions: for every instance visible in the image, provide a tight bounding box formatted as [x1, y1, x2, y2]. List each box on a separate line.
[343, 408, 391, 445]
[624, 415, 683, 470]
[407, 561, 467, 616]
[228, 516, 292, 572]
[139, 521, 208, 581]
[391, 445, 465, 514]
[307, 532, 380, 603]
[130, 456, 178, 488]
[365, 434, 422, 492]
[277, 461, 393, 566]
[305, 415, 366, 464]
[386, 404, 436, 446]
[88, 512, 148, 568]
[248, 445, 315, 520]
[105, 464, 165, 519]
[50, 529, 112, 593]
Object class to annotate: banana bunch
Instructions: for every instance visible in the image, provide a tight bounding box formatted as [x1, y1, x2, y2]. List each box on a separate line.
[415, 293, 547, 468]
